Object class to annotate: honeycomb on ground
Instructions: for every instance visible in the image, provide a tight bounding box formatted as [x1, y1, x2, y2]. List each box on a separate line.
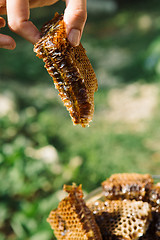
[34, 12, 98, 127]
[102, 173, 153, 201]
[88, 199, 152, 240]
[47, 184, 103, 240]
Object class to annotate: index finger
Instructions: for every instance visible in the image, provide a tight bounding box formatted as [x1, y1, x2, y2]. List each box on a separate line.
[65, 0, 87, 31]
[64, 0, 87, 46]
[6, 0, 40, 44]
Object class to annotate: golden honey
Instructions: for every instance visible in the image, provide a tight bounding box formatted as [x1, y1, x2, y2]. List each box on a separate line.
[34, 13, 98, 127]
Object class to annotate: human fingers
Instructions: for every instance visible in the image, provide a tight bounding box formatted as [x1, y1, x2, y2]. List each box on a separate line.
[0, 16, 5, 27]
[0, 0, 5, 7]
[0, 17, 16, 49]
[0, 0, 6, 14]
[0, 33, 16, 49]
[0, 0, 59, 14]
[64, 0, 87, 46]
[29, 0, 59, 8]
[6, 0, 41, 44]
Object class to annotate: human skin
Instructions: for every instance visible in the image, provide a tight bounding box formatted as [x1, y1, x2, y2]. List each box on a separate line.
[0, 0, 87, 49]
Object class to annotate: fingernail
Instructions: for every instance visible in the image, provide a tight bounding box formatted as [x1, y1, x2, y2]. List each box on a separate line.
[2, 45, 15, 50]
[68, 29, 81, 47]
[9, 44, 16, 50]
[3, 43, 16, 50]
[33, 32, 41, 45]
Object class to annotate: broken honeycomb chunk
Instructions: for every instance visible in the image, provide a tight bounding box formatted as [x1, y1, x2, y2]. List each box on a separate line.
[102, 173, 153, 201]
[149, 183, 160, 212]
[47, 184, 103, 240]
[34, 12, 98, 127]
[139, 211, 160, 240]
[47, 174, 159, 240]
[88, 199, 152, 240]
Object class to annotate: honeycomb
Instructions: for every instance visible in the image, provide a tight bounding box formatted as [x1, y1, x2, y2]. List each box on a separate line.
[102, 173, 153, 201]
[47, 184, 103, 240]
[47, 174, 159, 240]
[88, 199, 152, 240]
[34, 13, 98, 127]
[148, 183, 160, 212]
[139, 211, 160, 240]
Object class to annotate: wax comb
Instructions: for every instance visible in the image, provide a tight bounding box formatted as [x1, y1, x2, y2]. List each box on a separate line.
[34, 13, 98, 127]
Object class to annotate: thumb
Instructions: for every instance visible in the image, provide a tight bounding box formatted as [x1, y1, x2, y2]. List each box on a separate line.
[64, 0, 87, 46]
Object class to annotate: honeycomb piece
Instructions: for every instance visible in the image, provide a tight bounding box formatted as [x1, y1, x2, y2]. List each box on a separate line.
[47, 184, 103, 240]
[139, 211, 160, 240]
[102, 173, 153, 201]
[88, 199, 152, 240]
[34, 13, 98, 127]
[139, 234, 160, 240]
[149, 183, 160, 212]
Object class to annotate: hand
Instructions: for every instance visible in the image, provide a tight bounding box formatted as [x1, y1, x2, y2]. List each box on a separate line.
[64, 0, 87, 46]
[0, 0, 87, 49]
[0, 5, 16, 49]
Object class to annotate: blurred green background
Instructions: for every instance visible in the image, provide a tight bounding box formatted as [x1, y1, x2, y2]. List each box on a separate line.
[0, 0, 160, 239]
